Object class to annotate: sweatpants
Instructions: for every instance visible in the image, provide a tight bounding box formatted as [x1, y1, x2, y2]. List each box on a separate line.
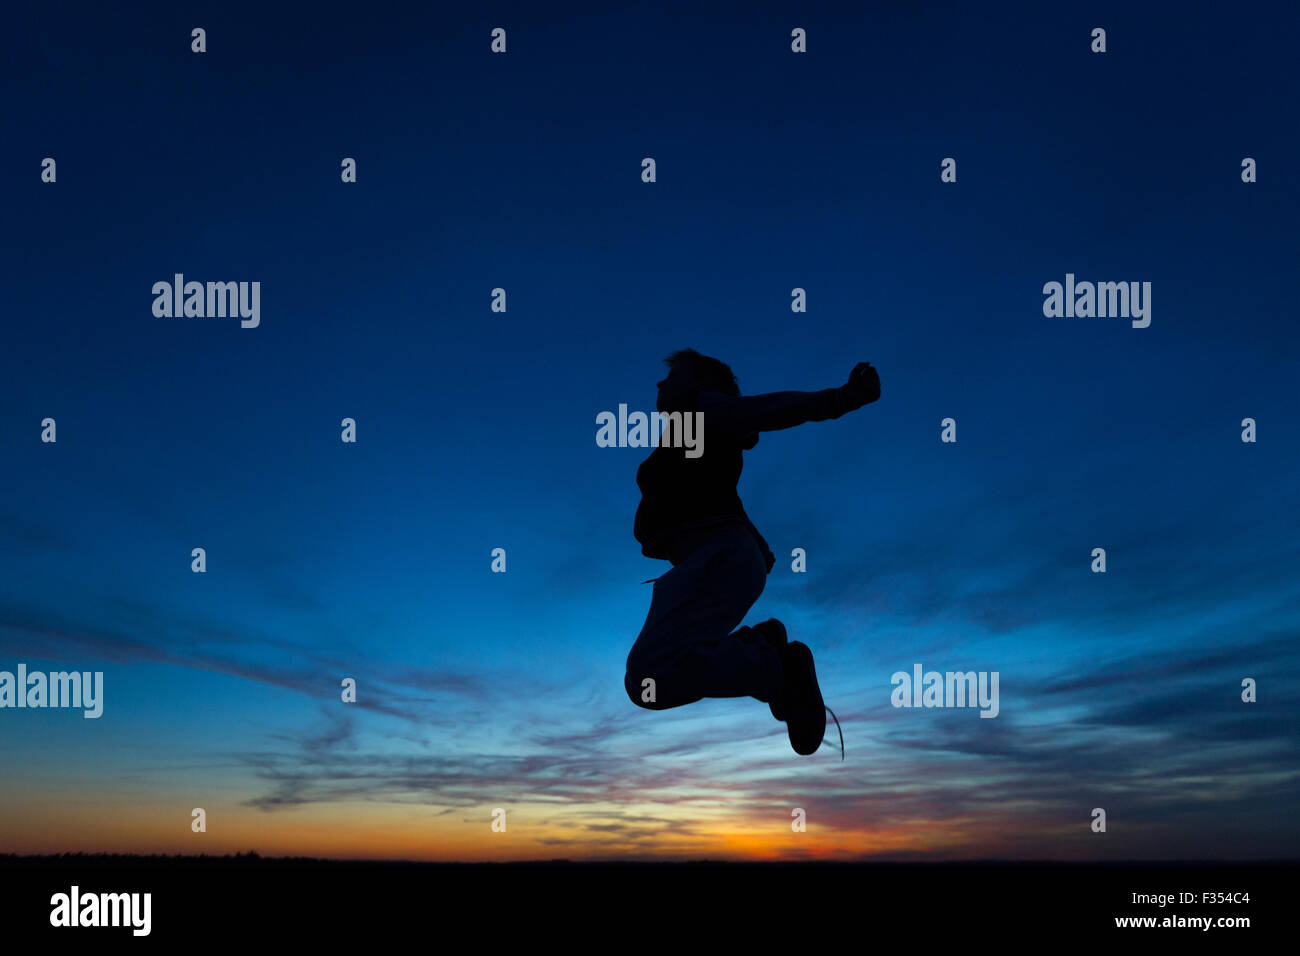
[624, 521, 783, 710]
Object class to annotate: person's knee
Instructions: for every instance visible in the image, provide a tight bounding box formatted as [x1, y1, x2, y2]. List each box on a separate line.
[624, 661, 664, 710]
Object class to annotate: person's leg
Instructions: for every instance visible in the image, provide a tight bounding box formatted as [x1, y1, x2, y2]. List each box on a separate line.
[624, 524, 780, 711]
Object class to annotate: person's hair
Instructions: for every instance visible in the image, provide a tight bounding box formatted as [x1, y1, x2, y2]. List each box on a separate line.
[664, 348, 740, 397]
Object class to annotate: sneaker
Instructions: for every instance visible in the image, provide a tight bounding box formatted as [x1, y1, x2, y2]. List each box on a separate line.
[782, 642, 826, 756]
[752, 619, 788, 721]
[752, 618, 788, 650]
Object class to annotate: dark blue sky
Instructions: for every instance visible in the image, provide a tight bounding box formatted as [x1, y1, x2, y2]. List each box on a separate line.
[2, 0, 1297, 860]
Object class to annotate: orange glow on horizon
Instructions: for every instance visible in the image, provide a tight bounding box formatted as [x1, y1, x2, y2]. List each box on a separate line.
[0, 790, 1046, 862]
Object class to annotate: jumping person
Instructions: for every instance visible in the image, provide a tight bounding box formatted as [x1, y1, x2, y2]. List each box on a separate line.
[623, 349, 882, 757]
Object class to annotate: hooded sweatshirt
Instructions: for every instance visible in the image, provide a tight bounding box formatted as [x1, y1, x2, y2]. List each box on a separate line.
[634, 382, 871, 574]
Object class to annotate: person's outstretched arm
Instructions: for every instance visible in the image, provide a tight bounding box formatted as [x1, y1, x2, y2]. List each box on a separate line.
[700, 362, 881, 437]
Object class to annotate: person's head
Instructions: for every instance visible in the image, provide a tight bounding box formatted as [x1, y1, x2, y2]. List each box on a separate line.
[657, 348, 739, 411]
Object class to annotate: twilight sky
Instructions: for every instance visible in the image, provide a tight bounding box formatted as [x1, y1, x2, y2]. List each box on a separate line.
[2, 0, 1297, 861]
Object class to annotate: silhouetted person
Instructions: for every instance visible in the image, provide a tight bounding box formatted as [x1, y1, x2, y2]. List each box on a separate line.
[624, 349, 881, 757]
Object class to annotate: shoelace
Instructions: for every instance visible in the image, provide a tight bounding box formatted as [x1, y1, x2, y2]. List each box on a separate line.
[824, 704, 844, 761]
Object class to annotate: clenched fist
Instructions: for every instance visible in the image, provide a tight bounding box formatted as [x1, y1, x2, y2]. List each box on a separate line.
[844, 361, 881, 406]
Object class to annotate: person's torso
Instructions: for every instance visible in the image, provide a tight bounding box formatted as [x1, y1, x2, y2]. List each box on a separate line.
[634, 440, 774, 572]
[636, 441, 745, 523]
